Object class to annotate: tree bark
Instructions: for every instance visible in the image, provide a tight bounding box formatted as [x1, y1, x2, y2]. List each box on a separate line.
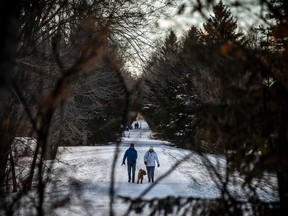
[0, 0, 20, 193]
[9, 151, 17, 192]
[274, 82, 288, 215]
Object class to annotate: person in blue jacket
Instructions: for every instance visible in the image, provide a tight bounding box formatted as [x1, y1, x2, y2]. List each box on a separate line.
[122, 143, 138, 183]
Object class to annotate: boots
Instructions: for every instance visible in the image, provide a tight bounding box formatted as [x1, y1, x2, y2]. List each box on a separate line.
[152, 178, 154, 183]
[148, 178, 151, 182]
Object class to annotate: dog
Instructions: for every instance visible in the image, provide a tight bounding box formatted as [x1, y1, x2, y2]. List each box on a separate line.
[137, 168, 147, 184]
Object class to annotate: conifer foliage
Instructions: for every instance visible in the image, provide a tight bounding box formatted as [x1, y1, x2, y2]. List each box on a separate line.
[203, 0, 244, 43]
[140, 0, 287, 215]
[141, 30, 199, 147]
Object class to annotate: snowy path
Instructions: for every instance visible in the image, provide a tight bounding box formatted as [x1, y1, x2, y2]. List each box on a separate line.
[52, 120, 279, 216]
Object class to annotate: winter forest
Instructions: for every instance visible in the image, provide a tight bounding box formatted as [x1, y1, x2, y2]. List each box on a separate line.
[1, 0, 288, 215]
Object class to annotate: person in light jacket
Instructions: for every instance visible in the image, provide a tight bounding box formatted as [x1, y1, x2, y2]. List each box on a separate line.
[144, 146, 160, 182]
[122, 143, 138, 183]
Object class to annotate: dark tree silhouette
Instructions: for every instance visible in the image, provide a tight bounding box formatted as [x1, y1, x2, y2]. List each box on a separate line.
[137, 1, 284, 215]
[2, 0, 288, 215]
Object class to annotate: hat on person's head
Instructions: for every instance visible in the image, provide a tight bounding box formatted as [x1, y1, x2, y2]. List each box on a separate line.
[130, 143, 134, 148]
[149, 146, 154, 151]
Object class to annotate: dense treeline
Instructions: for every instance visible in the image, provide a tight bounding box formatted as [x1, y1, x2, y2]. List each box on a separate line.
[141, 0, 246, 152]
[139, 0, 288, 215]
[0, 0, 166, 215]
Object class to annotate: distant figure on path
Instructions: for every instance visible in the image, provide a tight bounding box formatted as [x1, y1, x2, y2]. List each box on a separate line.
[122, 143, 138, 183]
[134, 122, 139, 129]
[144, 146, 160, 183]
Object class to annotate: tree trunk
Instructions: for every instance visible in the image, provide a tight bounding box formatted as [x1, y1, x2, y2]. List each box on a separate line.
[275, 83, 288, 215]
[0, 0, 20, 193]
[0, 131, 10, 193]
[9, 151, 17, 192]
[277, 107, 288, 215]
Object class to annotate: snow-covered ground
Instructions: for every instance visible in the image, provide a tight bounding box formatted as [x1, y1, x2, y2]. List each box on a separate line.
[50, 120, 279, 216]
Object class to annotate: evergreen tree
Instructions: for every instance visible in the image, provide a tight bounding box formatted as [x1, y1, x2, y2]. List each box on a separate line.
[160, 30, 179, 63]
[182, 26, 205, 67]
[196, 1, 288, 214]
[141, 31, 182, 140]
[203, 0, 244, 44]
[136, 1, 288, 215]
[141, 29, 202, 148]
[261, 1, 288, 213]
[265, 0, 288, 52]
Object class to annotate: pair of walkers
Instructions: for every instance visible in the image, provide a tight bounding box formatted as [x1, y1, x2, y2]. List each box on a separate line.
[122, 143, 160, 183]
